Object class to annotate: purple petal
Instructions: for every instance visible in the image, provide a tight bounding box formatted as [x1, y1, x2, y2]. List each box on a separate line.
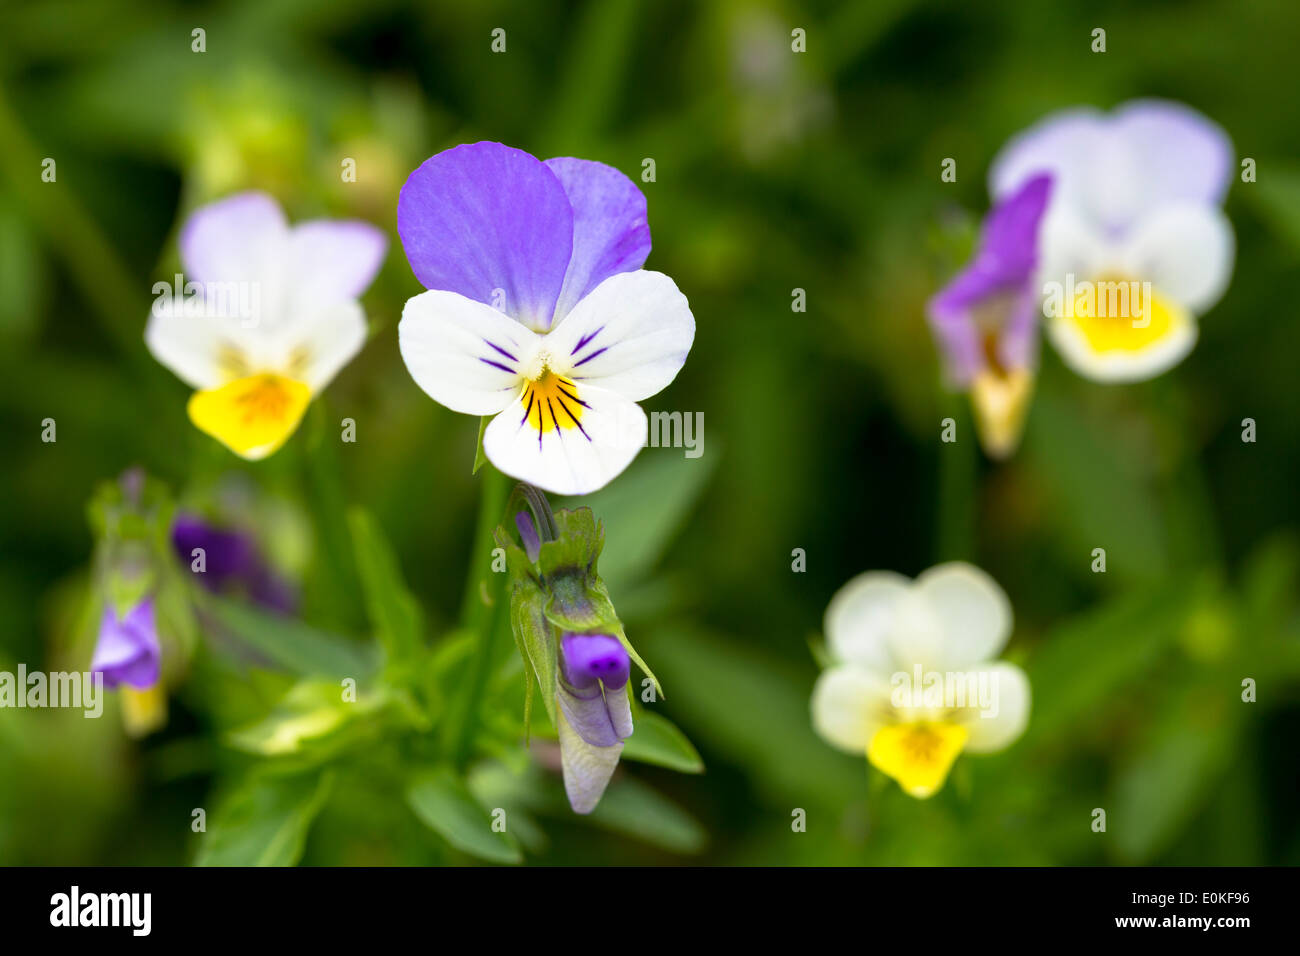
[978, 174, 1052, 284]
[557, 633, 633, 748]
[1110, 99, 1233, 207]
[288, 219, 387, 308]
[92, 598, 161, 690]
[557, 706, 623, 814]
[515, 511, 541, 564]
[561, 633, 630, 691]
[990, 100, 1232, 233]
[544, 157, 650, 322]
[179, 191, 288, 283]
[927, 175, 1052, 386]
[171, 513, 298, 614]
[397, 142, 573, 329]
[172, 513, 259, 585]
[557, 680, 623, 748]
[989, 107, 1101, 202]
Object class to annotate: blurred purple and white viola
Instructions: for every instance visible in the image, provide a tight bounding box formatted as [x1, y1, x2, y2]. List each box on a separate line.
[991, 99, 1234, 383]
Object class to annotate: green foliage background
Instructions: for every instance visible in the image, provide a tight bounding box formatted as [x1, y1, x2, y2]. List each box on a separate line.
[1, 0, 1298, 865]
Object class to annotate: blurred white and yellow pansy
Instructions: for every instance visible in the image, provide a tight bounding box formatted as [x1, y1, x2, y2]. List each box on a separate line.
[811, 562, 1030, 798]
[145, 192, 386, 459]
[991, 99, 1234, 383]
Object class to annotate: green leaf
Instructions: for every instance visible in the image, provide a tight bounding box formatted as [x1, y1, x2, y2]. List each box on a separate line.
[621, 709, 704, 773]
[226, 679, 382, 759]
[1109, 682, 1242, 863]
[348, 508, 424, 665]
[1022, 577, 1199, 746]
[584, 776, 707, 854]
[203, 594, 375, 679]
[406, 766, 522, 865]
[195, 771, 333, 866]
[1024, 388, 1167, 582]
[472, 416, 489, 474]
[558, 451, 715, 593]
[1245, 162, 1300, 256]
[647, 626, 865, 806]
[510, 578, 556, 729]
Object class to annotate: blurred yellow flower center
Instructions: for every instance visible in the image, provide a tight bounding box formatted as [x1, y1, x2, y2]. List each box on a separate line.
[121, 684, 168, 738]
[867, 721, 968, 798]
[187, 373, 312, 460]
[971, 366, 1034, 460]
[523, 369, 585, 437]
[1064, 275, 1186, 354]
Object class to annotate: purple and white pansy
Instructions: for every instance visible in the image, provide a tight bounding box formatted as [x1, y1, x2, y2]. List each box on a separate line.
[396, 142, 695, 496]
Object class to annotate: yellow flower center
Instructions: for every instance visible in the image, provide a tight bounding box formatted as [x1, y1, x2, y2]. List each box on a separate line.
[522, 369, 586, 439]
[867, 721, 969, 798]
[187, 373, 312, 460]
[1063, 275, 1186, 355]
[121, 684, 168, 738]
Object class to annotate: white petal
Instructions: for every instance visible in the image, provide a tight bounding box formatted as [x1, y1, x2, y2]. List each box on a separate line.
[179, 191, 289, 284]
[288, 220, 387, 310]
[545, 270, 694, 401]
[912, 562, 1013, 669]
[398, 290, 536, 415]
[810, 665, 893, 753]
[823, 571, 910, 673]
[557, 705, 623, 814]
[273, 300, 368, 391]
[144, 305, 234, 390]
[483, 383, 647, 496]
[1118, 203, 1235, 313]
[1036, 201, 1111, 291]
[884, 588, 948, 672]
[960, 662, 1031, 753]
[144, 299, 271, 390]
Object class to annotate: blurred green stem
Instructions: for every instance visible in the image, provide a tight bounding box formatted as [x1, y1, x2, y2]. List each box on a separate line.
[450, 462, 509, 769]
[936, 397, 977, 561]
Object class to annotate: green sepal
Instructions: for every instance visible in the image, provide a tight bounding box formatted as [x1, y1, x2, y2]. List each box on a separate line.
[87, 471, 176, 618]
[509, 576, 557, 733]
[536, 507, 604, 578]
[472, 416, 490, 475]
[543, 573, 662, 700]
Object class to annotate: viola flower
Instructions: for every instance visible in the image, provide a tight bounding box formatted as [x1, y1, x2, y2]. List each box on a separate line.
[397, 142, 695, 495]
[92, 596, 168, 736]
[171, 512, 296, 613]
[810, 563, 1030, 799]
[556, 632, 634, 813]
[145, 191, 387, 459]
[928, 174, 1053, 458]
[990, 99, 1234, 382]
[91, 597, 161, 690]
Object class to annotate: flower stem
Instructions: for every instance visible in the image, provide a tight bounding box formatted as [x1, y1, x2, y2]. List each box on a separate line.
[451, 463, 510, 769]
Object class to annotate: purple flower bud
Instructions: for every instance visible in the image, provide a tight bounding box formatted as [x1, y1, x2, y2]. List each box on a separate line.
[557, 632, 634, 755]
[91, 597, 161, 690]
[515, 511, 541, 563]
[561, 633, 630, 691]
